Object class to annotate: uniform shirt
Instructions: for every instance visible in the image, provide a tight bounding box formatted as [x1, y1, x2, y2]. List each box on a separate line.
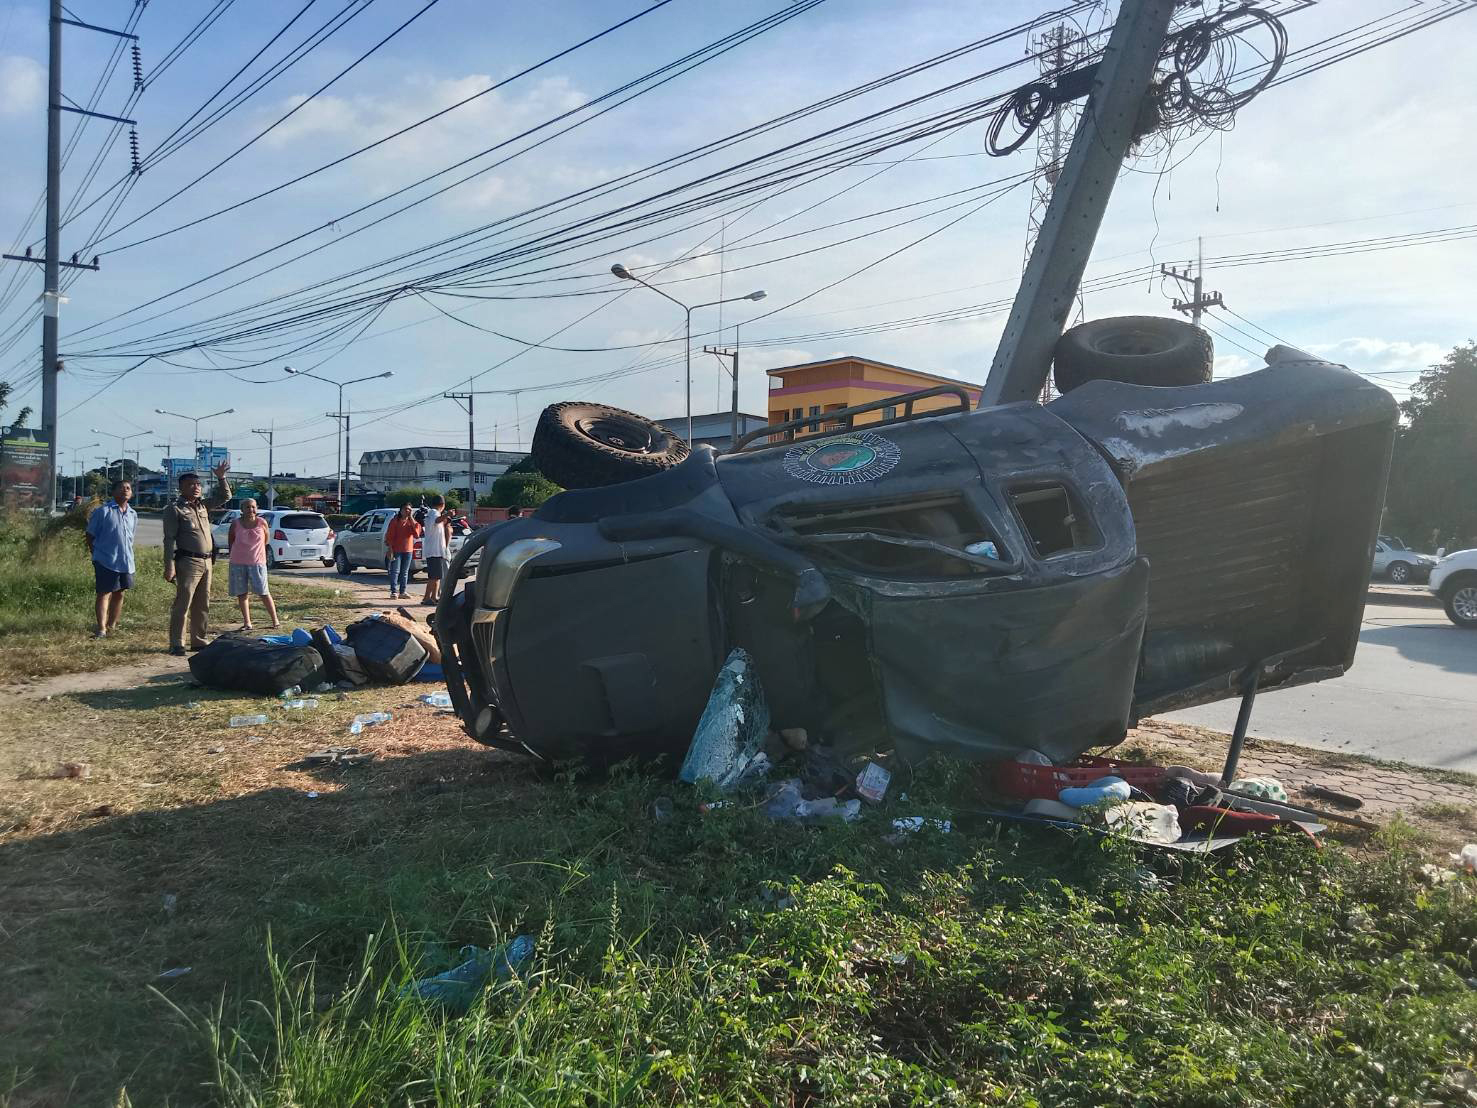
[163, 479, 230, 561]
[422, 507, 447, 558]
[86, 499, 137, 573]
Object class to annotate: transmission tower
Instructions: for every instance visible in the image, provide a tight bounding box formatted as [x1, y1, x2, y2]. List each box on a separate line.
[1024, 23, 1090, 402]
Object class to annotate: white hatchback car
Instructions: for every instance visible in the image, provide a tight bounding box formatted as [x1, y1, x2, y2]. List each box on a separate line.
[332, 507, 467, 578]
[213, 509, 335, 568]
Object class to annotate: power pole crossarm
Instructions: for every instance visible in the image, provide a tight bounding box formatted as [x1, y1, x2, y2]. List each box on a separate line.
[980, 0, 1177, 408]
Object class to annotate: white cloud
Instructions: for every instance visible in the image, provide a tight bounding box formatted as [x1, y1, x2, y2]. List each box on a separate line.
[1309, 337, 1444, 374]
[0, 55, 43, 117]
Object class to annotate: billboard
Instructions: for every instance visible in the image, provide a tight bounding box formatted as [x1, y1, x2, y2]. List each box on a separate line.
[195, 445, 230, 471]
[1, 427, 52, 509]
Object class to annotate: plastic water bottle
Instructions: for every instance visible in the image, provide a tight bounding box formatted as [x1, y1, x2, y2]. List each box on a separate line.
[419, 692, 453, 708]
[278, 686, 302, 699]
[281, 698, 319, 710]
[230, 713, 270, 728]
[349, 711, 392, 735]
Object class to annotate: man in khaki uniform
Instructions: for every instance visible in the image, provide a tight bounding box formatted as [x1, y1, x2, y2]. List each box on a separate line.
[162, 462, 232, 656]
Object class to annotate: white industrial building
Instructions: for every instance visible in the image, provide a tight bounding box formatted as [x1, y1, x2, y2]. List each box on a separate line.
[651, 410, 769, 452]
[358, 446, 526, 500]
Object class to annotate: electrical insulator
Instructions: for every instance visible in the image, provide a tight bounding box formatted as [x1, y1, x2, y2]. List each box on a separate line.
[129, 129, 141, 175]
[132, 44, 143, 90]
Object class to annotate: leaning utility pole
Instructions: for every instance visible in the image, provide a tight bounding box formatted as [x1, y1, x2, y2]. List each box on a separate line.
[703, 326, 742, 449]
[981, 0, 1176, 407]
[1161, 237, 1224, 324]
[1, 0, 136, 508]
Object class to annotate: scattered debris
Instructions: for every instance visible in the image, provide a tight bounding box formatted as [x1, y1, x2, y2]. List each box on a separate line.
[85, 804, 114, 818]
[1452, 844, 1477, 875]
[185, 701, 201, 710]
[764, 779, 861, 823]
[1104, 802, 1182, 844]
[157, 967, 191, 980]
[1302, 783, 1364, 810]
[302, 747, 374, 767]
[162, 893, 177, 917]
[205, 746, 224, 755]
[678, 649, 769, 790]
[278, 686, 303, 699]
[348, 711, 392, 735]
[305, 791, 319, 799]
[50, 762, 91, 779]
[779, 727, 808, 752]
[419, 692, 453, 708]
[1228, 777, 1289, 803]
[230, 713, 270, 728]
[1059, 776, 1131, 808]
[402, 936, 535, 1014]
[650, 796, 673, 822]
[855, 762, 892, 804]
[890, 816, 952, 835]
[1419, 863, 1458, 886]
[280, 698, 319, 710]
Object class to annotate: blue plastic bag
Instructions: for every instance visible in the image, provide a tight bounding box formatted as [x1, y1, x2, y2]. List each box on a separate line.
[402, 935, 534, 1014]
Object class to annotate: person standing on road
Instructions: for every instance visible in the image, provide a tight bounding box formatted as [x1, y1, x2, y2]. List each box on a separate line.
[385, 502, 420, 600]
[161, 461, 232, 656]
[227, 498, 279, 631]
[84, 478, 136, 639]
[420, 494, 452, 606]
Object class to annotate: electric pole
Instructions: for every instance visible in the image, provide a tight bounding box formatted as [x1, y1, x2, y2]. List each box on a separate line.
[1, 1, 136, 509]
[252, 427, 275, 508]
[444, 389, 499, 506]
[982, 0, 1177, 407]
[152, 441, 171, 498]
[704, 326, 742, 449]
[1161, 238, 1224, 324]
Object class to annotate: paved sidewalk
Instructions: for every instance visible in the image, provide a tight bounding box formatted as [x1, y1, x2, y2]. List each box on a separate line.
[1128, 722, 1477, 824]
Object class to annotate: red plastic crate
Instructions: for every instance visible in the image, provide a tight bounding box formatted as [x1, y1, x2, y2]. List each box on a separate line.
[993, 755, 1166, 800]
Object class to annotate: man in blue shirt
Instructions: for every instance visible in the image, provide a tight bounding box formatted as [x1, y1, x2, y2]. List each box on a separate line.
[85, 478, 137, 639]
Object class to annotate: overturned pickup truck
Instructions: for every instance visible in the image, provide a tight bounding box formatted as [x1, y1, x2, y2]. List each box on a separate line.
[435, 327, 1396, 765]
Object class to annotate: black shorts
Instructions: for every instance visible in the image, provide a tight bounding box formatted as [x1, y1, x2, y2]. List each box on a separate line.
[94, 561, 134, 594]
[425, 556, 445, 581]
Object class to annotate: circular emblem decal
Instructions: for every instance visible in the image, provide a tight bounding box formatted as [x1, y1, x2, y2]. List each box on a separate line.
[783, 430, 901, 486]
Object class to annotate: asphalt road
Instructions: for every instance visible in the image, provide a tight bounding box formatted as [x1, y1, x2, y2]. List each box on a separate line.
[1157, 594, 1477, 774]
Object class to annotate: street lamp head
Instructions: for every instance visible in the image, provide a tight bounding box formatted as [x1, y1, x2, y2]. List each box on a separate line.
[745, 290, 767, 302]
[283, 366, 298, 375]
[379, 371, 393, 380]
[610, 263, 632, 280]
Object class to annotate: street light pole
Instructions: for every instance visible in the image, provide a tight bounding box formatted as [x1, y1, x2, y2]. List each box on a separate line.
[284, 367, 392, 508]
[154, 408, 234, 489]
[610, 264, 765, 442]
[70, 441, 97, 501]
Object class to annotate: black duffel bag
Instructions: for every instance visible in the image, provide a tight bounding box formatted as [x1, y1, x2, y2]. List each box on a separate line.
[189, 636, 325, 695]
[345, 616, 427, 685]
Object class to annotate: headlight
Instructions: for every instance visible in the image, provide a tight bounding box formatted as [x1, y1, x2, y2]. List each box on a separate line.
[486, 538, 561, 608]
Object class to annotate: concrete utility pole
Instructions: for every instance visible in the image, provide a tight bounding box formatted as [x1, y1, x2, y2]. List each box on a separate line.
[981, 0, 1177, 407]
[151, 441, 171, 497]
[0, 1, 135, 508]
[252, 426, 275, 508]
[444, 389, 499, 506]
[283, 368, 389, 507]
[704, 326, 742, 449]
[1161, 237, 1224, 324]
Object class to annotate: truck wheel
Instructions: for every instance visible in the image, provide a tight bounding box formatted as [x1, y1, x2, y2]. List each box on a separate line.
[532, 401, 689, 489]
[1052, 315, 1214, 393]
[1387, 561, 1411, 584]
[334, 548, 354, 575]
[1444, 575, 1477, 629]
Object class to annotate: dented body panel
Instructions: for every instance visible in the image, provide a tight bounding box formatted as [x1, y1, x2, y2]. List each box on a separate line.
[438, 352, 1396, 766]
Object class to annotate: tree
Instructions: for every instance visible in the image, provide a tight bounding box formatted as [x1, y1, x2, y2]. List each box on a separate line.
[1385, 341, 1477, 549]
[386, 486, 463, 510]
[481, 470, 562, 509]
[272, 483, 313, 505]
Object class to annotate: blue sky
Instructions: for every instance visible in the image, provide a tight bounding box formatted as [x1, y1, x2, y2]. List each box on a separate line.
[1, 0, 1471, 480]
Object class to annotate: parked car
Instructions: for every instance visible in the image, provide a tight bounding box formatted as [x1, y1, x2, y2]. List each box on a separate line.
[1371, 534, 1436, 584]
[433, 338, 1396, 765]
[332, 507, 468, 578]
[1429, 549, 1477, 629]
[213, 509, 334, 567]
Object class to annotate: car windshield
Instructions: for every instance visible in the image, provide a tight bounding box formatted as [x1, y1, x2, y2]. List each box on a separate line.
[278, 513, 327, 531]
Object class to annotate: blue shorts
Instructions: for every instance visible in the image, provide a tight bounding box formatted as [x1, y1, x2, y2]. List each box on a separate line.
[94, 561, 133, 594]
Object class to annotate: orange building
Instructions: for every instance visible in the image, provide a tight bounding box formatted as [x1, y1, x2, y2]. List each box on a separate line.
[766, 355, 982, 441]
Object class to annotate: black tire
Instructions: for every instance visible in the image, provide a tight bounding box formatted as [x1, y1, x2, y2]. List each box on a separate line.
[532, 401, 689, 489]
[334, 548, 353, 575]
[1052, 315, 1214, 394]
[266, 547, 278, 570]
[1443, 574, 1477, 630]
[1387, 561, 1412, 585]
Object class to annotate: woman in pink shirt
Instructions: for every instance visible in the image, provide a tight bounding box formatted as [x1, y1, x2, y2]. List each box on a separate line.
[227, 499, 280, 630]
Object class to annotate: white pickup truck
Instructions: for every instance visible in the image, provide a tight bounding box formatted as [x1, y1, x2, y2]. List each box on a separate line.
[1429, 549, 1477, 629]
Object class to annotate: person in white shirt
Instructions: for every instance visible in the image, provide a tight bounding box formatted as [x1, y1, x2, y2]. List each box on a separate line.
[420, 493, 453, 605]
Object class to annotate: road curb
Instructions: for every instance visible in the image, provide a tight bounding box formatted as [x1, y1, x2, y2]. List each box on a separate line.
[1367, 585, 1442, 608]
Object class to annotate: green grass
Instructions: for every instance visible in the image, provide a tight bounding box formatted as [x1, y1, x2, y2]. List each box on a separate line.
[0, 509, 360, 682]
[4, 699, 1476, 1107]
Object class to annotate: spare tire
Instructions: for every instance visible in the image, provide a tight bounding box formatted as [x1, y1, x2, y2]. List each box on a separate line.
[532, 401, 690, 489]
[1052, 315, 1214, 393]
